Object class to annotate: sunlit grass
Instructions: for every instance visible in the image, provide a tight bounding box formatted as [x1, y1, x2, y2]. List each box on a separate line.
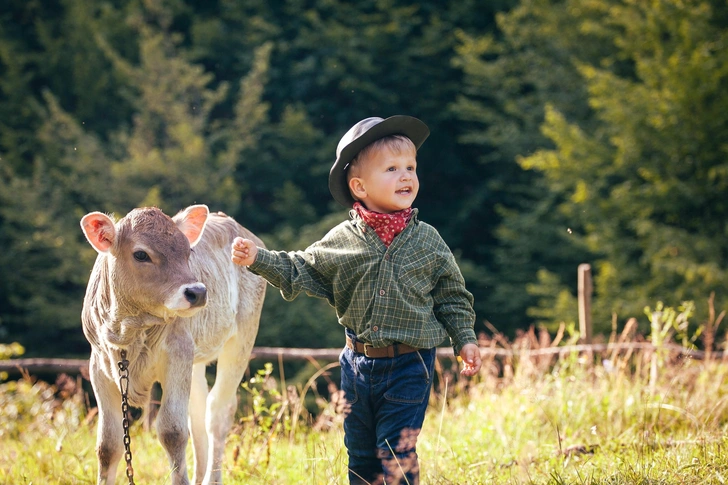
[4, 329, 728, 484]
[423, 354, 728, 484]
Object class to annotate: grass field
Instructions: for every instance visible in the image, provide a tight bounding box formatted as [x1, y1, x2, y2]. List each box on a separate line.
[3, 321, 728, 484]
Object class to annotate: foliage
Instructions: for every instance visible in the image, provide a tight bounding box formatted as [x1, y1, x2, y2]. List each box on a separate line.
[452, 0, 602, 329]
[1, 0, 727, 355]
[0, 342, 23, 381]
[525, 269, 579, 332]
[647, 301, 697, 350]
[0, 0, 508, 355]
[240, 362, 286, 436]
[454, 0, 728, 333]
[0, 374, 86, 443]
[0, 342, 23, 361]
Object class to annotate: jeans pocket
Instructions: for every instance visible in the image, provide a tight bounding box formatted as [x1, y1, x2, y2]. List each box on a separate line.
[384, 349, 433, 404]
[339, 348, 359, 405]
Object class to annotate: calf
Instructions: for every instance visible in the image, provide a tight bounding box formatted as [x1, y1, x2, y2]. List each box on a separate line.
[80, 204, 266, 485]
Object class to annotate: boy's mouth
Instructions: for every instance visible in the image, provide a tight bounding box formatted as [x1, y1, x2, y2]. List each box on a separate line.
[396, 188, 412, 195]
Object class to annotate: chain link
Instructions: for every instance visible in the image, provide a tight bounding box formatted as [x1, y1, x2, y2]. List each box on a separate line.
[118, 350, 136, 485]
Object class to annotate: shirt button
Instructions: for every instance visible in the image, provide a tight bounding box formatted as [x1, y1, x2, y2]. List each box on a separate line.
[372, 326, 379, 332]
[379, 289, 386, 296]
[385, 254, 391, 261]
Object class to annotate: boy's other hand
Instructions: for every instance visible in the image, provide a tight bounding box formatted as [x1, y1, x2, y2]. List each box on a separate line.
[459, 343, 482, 376]
[231, 237, 258, 266]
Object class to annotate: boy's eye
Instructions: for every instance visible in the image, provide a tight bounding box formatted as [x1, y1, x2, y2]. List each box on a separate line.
[387, 167, 396, 172]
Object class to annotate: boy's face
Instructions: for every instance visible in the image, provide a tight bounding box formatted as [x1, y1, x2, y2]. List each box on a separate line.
[348, 145, 419, 213]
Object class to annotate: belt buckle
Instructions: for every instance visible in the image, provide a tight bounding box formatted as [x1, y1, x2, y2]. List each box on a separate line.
[363, 343, 375, 358]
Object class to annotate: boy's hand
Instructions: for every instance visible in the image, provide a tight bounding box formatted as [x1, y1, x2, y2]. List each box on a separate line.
[231, 237, 258, 266]
[459, 343, 482, 376]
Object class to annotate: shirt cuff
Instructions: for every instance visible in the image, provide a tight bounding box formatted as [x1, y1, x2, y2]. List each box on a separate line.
[451, 329, 478, 356]
[248, 247, 274, 275]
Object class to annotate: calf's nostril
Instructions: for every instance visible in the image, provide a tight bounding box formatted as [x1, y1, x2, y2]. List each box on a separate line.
[184, 286, 207, 307]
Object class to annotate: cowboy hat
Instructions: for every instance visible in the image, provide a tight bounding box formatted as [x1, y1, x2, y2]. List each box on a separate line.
[328, 115, 430, 207]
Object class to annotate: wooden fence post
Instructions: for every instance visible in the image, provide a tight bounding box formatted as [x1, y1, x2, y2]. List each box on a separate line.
[578, 263, 593, 344]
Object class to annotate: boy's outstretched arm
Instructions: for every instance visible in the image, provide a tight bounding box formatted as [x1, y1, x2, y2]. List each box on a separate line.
[459, 343, 482, 376]
[231, 237, 258, 266]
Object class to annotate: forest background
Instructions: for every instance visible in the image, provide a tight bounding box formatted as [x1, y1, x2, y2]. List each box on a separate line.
[0, 0, 726, 358]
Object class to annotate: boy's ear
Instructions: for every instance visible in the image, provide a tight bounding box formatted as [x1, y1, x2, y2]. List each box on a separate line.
[348, 177, 366, 201]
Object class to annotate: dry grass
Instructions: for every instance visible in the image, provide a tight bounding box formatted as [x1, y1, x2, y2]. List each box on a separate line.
[3, 303, 728, 484]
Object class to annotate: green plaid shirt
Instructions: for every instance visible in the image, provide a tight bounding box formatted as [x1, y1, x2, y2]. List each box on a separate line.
[249, 209, 477, 354]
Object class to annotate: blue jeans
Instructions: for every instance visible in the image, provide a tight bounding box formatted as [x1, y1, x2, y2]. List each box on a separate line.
[340, 336, 436, 485]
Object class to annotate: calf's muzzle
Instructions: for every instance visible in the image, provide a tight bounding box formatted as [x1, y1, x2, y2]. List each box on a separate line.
[184, 284, 207, 308]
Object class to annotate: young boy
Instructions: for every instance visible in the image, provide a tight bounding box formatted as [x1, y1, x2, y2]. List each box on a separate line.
[231, 115, 481, 484]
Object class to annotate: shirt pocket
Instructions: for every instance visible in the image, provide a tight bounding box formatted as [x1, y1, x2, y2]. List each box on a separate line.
[397, 255, 438, 299]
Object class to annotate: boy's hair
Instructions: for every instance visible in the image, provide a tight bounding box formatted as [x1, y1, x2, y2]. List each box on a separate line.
[347, 135, 416, 181]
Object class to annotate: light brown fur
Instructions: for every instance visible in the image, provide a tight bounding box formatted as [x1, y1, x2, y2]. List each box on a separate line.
[81, 205, 265, 485]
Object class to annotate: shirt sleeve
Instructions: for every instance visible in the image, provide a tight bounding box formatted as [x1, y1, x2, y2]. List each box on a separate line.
[248, 243, 335, 305]
[432, 250, 478, 355]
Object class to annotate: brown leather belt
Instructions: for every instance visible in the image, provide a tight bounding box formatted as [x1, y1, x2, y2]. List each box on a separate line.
[345, 335, 420, 358]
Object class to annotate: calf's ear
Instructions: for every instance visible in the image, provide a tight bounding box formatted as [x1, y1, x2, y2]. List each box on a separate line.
[173, 204, 209, 248]
[81, 212, 117, 253]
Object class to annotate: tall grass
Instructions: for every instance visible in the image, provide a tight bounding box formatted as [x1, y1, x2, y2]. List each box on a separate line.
[2, 304, 728, 484]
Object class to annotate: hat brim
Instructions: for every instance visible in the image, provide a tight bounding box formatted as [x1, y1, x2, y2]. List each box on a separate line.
[329, 115, 430, 207]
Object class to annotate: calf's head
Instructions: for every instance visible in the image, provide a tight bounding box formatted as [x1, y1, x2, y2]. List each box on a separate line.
[81, 205, 210, 319]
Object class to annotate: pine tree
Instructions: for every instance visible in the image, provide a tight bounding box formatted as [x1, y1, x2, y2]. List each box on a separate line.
[451, 0, 604, 330]
[0, 0, 275, 354]
[524, 0, 728, 328]
[454, 0, 728, 332]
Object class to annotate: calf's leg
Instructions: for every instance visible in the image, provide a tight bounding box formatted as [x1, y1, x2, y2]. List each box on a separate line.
[189, 362, 210, 484]
[158, 329, 195, 485]
[202, 329, 256, 485]
[90, 355, 124, 485]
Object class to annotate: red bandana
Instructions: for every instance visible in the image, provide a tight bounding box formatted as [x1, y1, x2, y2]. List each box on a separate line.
[354, 202, 412, 247]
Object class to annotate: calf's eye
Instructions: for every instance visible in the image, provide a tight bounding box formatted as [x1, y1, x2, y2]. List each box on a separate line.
[133, 251, 150, 262]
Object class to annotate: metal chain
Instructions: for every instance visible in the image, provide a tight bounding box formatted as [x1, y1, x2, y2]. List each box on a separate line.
[118, 350, 136, 485]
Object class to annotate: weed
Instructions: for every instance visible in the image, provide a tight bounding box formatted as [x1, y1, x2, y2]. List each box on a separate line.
[3, 301, 728, 484]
